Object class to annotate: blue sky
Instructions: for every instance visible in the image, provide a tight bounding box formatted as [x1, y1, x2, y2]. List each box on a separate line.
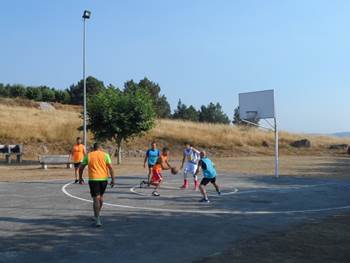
[0, 0, 349, 133]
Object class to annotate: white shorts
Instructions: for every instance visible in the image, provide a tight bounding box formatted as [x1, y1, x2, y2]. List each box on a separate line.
[183, 162, 198, 175]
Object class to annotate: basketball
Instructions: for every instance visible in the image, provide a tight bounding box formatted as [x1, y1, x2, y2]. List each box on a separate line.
[171, 167, 179, 175]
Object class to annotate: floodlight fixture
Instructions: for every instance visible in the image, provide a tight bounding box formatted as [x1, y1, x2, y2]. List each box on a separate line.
[82, 10, 91, 19]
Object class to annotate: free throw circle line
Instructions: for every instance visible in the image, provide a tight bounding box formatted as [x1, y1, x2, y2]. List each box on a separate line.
[129, 185, 239, 197]
[62, 182, 350, 215]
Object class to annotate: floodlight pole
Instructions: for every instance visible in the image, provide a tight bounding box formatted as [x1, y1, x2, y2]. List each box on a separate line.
[274, 117, 279, 179]
[82, 10, 91, 150]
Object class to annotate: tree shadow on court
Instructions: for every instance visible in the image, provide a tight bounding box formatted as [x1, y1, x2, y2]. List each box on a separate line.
[293, 157, 350, 180]
[0, 210, 259, 263]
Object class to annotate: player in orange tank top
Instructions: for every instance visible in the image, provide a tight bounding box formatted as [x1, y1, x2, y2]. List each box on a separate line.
[71, 137, 86, 183]
[150, 147, 174, 196]
[79, 143, 115, 227]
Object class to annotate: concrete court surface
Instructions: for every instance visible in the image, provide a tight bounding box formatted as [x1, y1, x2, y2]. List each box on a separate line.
[1, 172, 350, 263]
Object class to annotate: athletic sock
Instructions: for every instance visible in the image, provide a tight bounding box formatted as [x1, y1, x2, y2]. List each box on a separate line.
[181, 179, 188, 188]
[194, 180, 199, 190]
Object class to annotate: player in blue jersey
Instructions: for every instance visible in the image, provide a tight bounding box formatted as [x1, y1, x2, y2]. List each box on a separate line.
[195, 151, 221, 203]
[143, 141, 160, 184]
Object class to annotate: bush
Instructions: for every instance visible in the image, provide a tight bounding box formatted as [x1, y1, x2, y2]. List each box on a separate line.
[54, 90, 71, 104]
[0, 84, 10, 97]
[40, 86, 56, 102]
[25, 87, 42, 101]
[9, 84, 26, 98]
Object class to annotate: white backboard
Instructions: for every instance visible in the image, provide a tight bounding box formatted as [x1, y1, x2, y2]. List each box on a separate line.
[239, 89, 275, 119]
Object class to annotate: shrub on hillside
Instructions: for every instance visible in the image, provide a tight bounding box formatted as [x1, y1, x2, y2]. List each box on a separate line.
[9, 84, 26, 98]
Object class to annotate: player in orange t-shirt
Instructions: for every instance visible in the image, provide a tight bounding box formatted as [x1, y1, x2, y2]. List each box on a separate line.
[72, 137, 86, 183]
[150, 147, 173, 196]
[79, 143, 115, 227]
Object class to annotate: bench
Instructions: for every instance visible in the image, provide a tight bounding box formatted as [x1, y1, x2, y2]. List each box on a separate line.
[0, 144, 23, 164]
[39, 155, 73, 169]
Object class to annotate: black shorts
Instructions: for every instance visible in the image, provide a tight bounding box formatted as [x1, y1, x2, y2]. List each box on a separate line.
[89, 181, 108, 197]
[200, 177, 216, 186]
[148, 164, 155, 169]
[74, 162, 81, 169]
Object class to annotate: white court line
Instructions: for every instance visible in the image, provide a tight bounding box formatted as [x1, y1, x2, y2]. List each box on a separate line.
[130, 182, 338, 197]
[237, 183, 338, 194]
[62, 182, 350, 215]
[129, 185, 239, 197]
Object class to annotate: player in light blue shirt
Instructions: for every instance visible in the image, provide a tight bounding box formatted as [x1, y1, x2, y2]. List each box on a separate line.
[195, 150, 221, 203]
[143, 141, 160, 184]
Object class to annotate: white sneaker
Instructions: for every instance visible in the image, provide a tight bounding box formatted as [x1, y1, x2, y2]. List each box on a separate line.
[152, 191, 160, 196]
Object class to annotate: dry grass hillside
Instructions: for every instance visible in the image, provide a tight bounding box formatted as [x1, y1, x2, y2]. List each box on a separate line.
[0, 98, 349, 158]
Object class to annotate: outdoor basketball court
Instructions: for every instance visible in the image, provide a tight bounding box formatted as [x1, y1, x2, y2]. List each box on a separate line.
[1, 172, 350, 263]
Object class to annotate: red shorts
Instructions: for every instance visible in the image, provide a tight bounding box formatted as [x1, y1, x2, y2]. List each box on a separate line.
[150, 171, 163, 186]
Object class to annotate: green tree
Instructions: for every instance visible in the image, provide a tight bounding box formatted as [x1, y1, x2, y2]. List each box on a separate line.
[9, 84, 26, 98]
[25, 87, 42, 101]
[199, 102, 230, 124]
[54, 89, 71, 104]
[69, 76, 105, 105]
[172, 99, 199, 122]
[87, 87, 155, 164]
[40, 86, 56, 102]
[0, 84, 10, 97]
[124, 77, 171, 118]
[232, 106, 259, 127]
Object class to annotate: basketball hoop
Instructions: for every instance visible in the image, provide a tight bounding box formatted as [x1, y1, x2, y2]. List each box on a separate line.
[245, 111, 258, 121]
[238, 90, 279, 179]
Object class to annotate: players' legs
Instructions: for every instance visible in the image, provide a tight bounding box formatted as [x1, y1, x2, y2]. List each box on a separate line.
[98, 181, 107, 213]
[147, 167, 152, 184]
[151, 173, 162, 196]
[74, 167, 79, 181]
[89, 181, 107, 226]
[193, 175, 199, 190]
[99, 195, 104, 212]
[92, 195, 103, 227]
[199, 178, 210, 201]
[93, 195, 101, 218]
[181, 170, 189, 189]
[212, 181, 221, 194]
[74, 163, 80, 183]
[155, 183, 160, 191]
[199, 184, 208, 200]
[191, 165, 199, 190]
[152, 182, 161, 196]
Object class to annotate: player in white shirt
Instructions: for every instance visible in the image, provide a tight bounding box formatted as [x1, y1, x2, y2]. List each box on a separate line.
[180, 143, 200, 190]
